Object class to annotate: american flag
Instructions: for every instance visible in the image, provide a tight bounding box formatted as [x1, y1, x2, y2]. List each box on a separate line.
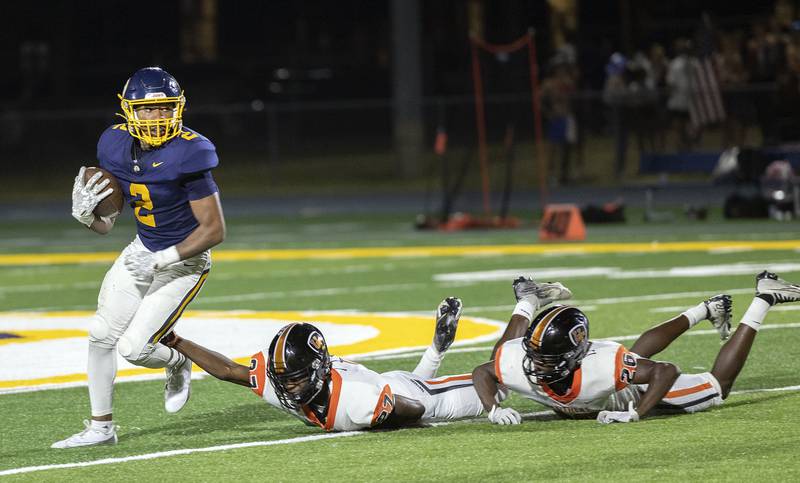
[688, 14, 726, 129]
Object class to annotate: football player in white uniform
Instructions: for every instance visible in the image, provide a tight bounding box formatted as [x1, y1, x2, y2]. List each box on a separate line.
[473, 271, 800, 424]
[161, 284, 571, 431]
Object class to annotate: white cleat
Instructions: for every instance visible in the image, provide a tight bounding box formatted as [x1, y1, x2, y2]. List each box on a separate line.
[704, 294, 732, 340]
[756, 271, 800, 304]
[165, 355, 192, 413]
[513, 276, 573, 309]
[51, 420, 117, 449]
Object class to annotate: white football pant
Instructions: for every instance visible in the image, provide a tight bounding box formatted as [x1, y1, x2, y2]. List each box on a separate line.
[87, 237, 211, 416]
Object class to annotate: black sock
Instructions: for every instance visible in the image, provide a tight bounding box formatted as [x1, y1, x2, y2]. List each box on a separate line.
[757, 293, 775, 306]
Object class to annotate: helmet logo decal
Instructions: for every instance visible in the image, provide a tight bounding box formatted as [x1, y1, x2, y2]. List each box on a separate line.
[144, 92, 167, 99]
[307, 331, 326, 353]
[569, 324, 586, 346]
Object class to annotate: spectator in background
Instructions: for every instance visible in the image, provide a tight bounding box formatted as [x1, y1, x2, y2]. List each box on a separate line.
[644, 43, 670, 150]
[746, 21, 784, 83]
[603, 52, 629, 175]
[666, 38, 694, 150]
[604, 53, 658, 176]
[774, 21, 800, 141]
[645, 43, 669, 90]
[541, 59, 578, 185]
[716, 30, 753, 147]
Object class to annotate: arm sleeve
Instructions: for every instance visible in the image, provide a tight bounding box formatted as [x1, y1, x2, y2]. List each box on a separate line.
[346, 381, 391, 428]
[614, 344, 639, 391]
[182, 171, 219, 200]
[181, 144, 219, 175]
[248, 352, 267, 397]
[249, 352, 283, 409]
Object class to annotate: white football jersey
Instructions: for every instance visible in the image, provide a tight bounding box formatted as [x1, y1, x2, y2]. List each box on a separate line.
[249, 352, 394, 432]
[494, 338, 638, 416]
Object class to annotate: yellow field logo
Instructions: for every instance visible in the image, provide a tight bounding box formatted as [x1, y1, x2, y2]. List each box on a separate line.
[0, 310, 503, 392]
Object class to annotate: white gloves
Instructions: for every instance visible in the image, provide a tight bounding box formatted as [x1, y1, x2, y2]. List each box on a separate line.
[71, 167, 113, 227]
[124, 246, 181, 283]
[488, 405, 521, 425]
[597, 401, 640, 424]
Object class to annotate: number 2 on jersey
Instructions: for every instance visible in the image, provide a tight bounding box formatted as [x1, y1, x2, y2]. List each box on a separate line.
[130, 183, 156, 227]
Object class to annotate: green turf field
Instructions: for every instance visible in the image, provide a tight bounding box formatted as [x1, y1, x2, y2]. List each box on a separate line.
[1, 212, 799, 481]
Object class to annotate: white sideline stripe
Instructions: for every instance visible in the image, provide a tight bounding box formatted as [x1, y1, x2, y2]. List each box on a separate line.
[194, 283, 427, 304]
[0, 432, 363, 477]
[434, 262, 800, 283]
[466, 287, 757, 313]
[360, 322, 800, 360]
[3, 384, 800, 477]
[730, 385, 800, 395]
[0, 284, 766, 313]
[651, 304, 800, 314]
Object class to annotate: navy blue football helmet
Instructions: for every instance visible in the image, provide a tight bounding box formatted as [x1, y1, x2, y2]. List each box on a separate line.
[522, 305, 590, 385]
[118, 67, 185, 147]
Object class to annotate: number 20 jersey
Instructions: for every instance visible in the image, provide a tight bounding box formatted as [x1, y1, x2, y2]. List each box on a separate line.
[96, 124, 219, 251]
[494, 338, 639, 417]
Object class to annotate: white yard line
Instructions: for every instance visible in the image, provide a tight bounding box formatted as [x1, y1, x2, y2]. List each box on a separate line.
[194, 283, 427, 304]
[0, 432, 363, 477]
[0, 284, 770, 312]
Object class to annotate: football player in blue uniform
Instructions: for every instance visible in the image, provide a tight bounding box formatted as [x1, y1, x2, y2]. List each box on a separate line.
[54, 67, 226, 448]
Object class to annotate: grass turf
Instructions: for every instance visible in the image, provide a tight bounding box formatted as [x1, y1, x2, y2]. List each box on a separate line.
[1, 213, 799, 480]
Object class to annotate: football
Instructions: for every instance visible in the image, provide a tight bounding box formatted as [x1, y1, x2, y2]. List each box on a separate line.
[83, 167, 124, 217]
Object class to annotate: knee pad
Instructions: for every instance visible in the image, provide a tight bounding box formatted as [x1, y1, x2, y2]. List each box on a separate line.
[88, 315, 116, 349]
[117, 334, 155, 365]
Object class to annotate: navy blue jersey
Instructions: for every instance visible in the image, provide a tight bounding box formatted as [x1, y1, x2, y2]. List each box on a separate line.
[97, 124, 219, 251]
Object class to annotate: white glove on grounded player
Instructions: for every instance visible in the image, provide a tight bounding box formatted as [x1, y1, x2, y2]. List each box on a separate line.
[596, 401, 640, 424]
[124, 246, 181, 283]
[71, 167, 113, 227]
[488, 405, 522, 425]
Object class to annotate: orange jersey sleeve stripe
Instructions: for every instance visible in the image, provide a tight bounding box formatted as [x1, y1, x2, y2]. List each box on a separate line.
[371, 384, 395, 425]
[494, 344, 505, 386]
[324, 369, 343, 431]
[666, 382, 713, 399]
[425, 374, 472, 385]
[249, 352, 267, 397]
[614, 345, 626, 391]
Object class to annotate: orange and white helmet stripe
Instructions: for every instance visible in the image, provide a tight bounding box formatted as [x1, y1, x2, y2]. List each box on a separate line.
[272, 323, 299, 374]
[529, 305, 572, 350]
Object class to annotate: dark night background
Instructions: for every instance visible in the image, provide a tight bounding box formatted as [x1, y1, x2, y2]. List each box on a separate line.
[0, 1, 795, 205]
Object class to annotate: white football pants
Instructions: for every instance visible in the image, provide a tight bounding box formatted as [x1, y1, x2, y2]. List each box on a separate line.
[87, 237, 211, 416]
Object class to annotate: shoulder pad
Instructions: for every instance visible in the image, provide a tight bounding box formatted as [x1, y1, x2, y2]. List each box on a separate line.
[180, 139, 218, 174]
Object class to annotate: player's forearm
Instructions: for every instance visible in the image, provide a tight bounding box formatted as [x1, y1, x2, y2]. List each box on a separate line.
[379, 395, 425, 428]
[171, 337, 248, 386]
[491, 314, 530, 359]
[175, 218, 226, 259]
[635, 362, 680, 417]
[472, 362, 501, 412]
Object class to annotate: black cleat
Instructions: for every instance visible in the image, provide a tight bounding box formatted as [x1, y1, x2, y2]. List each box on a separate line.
[434, 297, 462, 353]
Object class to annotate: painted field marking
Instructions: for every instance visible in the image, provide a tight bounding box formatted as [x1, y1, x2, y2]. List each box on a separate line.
[434, 261, 800, 283]
[0, 310, 503, 393]
[2, 239, 800, 266]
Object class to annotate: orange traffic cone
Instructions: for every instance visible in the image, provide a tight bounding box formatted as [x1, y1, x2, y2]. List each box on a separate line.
[539, 204, 586, 241]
